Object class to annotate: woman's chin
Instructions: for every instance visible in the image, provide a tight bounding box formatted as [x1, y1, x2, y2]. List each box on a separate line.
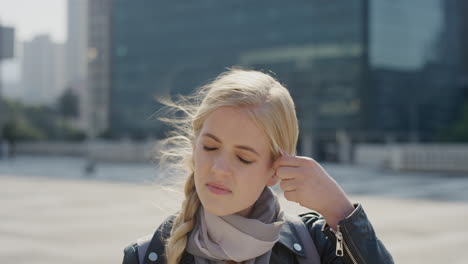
[203, 206, 231, 216]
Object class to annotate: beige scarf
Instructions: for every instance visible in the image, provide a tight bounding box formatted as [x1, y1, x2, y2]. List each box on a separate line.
[186, 187, 285, 264]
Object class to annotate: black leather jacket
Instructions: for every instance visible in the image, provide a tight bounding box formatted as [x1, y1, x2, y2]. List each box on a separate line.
[122, 203, 394, 264]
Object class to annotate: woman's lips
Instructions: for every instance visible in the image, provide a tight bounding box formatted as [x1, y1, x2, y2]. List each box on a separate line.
[206, 182, 231, 195]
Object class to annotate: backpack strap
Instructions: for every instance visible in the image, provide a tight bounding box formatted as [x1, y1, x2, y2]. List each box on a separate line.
[123, 243, 139, 264]
[136, 234, 152, 263]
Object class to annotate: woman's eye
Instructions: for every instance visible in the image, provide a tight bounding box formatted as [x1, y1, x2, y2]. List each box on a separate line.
[203, 146, 217, 151]
[203, 146, 253, 165]
[238, 157, 253, 164]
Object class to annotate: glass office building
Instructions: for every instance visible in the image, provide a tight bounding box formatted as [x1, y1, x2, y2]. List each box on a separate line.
[91, 0, 466, 158]
[368, 0, 466, 141]
[108, 0, 366, 139]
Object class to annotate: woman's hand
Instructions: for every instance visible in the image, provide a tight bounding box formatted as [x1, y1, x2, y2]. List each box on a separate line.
[272, 150, 355, 229]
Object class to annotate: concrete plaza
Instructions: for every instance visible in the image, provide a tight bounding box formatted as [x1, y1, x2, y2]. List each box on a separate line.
[1, 157, 468, 263]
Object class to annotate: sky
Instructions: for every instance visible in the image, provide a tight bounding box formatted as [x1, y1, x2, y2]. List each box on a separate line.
[0, 0, 66, 82]
[0, 0, 66, 42]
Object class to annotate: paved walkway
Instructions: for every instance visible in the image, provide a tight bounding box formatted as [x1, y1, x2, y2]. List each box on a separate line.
[1, 173, 468, 263]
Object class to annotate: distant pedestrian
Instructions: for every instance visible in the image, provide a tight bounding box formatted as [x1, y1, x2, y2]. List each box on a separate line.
[123, 69, 394, 264]
[84, 159, 97, 176]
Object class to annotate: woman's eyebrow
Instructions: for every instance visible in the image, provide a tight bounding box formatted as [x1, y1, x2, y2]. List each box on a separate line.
[202, 132, 261, 157]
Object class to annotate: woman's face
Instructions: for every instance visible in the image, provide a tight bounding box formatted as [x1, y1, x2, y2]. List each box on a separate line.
[193, 106, 278, 217]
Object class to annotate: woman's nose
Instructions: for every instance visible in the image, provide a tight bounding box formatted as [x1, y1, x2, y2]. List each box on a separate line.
[211, 156, 232, 176]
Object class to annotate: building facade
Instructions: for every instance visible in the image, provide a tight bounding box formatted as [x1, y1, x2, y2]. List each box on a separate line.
[107, 0, 366, 141]
[88, 0, 466, 160]
[21, 35, 66, 105]
[87, 0, 111, 137]
[67, 0, 89, 131]
[367, 0, 466, 142]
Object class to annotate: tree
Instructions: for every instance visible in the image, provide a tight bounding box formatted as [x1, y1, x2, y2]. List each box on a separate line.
[58, 88, 79, 119]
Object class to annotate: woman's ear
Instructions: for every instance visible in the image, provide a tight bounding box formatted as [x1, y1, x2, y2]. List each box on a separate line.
[267, 169, 279, 187]
[267, 153, 280, 186]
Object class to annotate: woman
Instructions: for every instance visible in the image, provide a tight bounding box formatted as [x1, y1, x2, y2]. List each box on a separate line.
[123, 69, 394, 264]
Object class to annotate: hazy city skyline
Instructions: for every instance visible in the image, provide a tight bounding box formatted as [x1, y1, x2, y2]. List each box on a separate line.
[0, 0, 66, 82]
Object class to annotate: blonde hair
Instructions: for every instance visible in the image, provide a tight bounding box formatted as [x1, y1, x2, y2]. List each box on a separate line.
[157, 68, 299, 264]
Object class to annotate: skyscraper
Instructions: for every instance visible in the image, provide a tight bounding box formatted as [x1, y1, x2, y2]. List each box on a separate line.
[368, 0, 465, 141]
[22, 35, 66, 105]
[67, 0, 89, 131]
[88, 0, 466, 159]
[67, 0, 87, 85]
[99, 0, 367, 140]
[87, 0, 111, 137]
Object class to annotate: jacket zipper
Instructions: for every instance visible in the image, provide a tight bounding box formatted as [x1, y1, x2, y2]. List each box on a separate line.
[330, 225, 359, 264]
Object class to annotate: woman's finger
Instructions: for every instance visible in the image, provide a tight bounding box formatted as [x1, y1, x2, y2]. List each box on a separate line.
[276, 166, 303, 180]
[279, 178, 297, 192]
[283, 190, 298, 203]
[272, 154, 311, 170]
